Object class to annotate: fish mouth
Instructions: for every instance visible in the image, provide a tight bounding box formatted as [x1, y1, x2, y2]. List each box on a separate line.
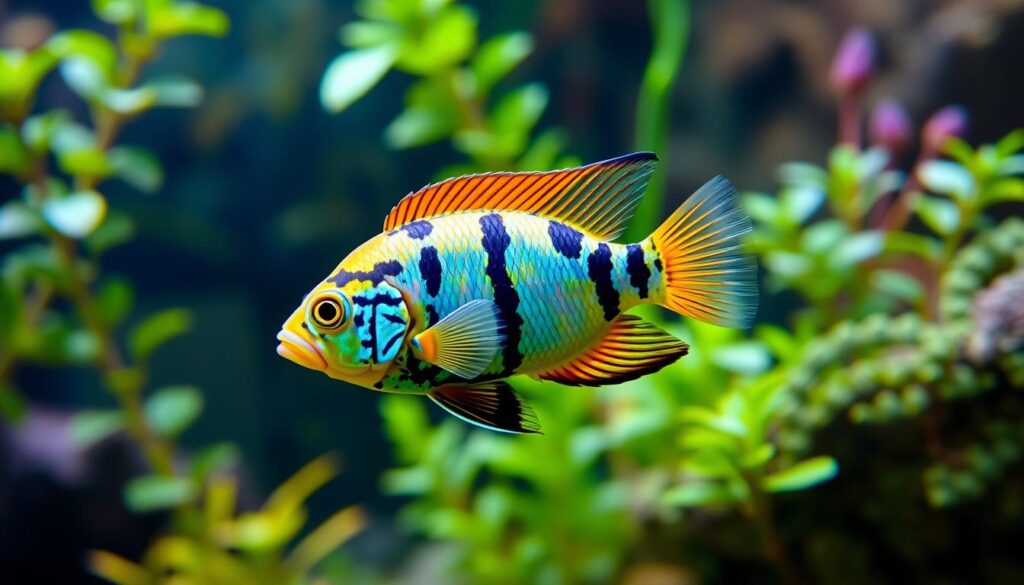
[276, 329, 327, 371]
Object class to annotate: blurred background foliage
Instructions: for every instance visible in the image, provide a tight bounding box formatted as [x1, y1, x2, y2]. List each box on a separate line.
[2, 0, 1024, 584]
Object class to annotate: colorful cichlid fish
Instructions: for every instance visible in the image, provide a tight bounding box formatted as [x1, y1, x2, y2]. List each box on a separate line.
[277, 153, 757, 433]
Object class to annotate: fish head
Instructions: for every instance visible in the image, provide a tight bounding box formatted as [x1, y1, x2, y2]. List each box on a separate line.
[277, 279, 411, 388]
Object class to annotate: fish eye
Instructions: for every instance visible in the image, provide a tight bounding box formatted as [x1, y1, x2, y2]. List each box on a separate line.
[308, 290, 349, 332]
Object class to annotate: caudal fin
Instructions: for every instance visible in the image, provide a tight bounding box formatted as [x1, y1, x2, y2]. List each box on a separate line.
[647, 176, 758, 327]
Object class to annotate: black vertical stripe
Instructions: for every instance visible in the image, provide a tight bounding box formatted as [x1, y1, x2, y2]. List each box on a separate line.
[626, 243, 651, 299]
[548, 220, 584, 259]
[480, 214, 523, 376]
[419, 246, 442, 296]
[588, 243, 620, 321]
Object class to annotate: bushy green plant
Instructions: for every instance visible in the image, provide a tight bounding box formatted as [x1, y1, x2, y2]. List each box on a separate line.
[320, 0, 576, 175]
[1, 2, 361, 582]
[325, 3, 1024, 583]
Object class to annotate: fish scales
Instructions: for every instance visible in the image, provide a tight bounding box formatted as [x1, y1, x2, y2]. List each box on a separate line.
[277, 153, 757, 433]
[360, 210, 663, 391]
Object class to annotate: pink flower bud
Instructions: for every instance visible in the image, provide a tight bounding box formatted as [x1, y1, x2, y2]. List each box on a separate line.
[922, 106, 969, 153]
[870, 99, 912, 154]
[830, 28, 875, 95]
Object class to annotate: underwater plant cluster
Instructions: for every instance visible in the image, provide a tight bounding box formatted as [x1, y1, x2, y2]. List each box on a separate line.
[2, 0, 1024, 584]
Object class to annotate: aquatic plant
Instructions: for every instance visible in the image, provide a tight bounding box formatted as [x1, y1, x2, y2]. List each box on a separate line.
[326, 3, 1024, 582]
[1, 2, 360, 581]
[320, 0, 576, 174]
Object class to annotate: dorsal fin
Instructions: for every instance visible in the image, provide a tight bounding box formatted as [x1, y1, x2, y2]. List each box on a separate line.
[382, 152, 658, 240]
[538, 314, 689, 387]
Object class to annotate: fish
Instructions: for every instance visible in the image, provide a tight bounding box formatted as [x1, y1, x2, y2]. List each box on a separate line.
[276, 153, 757, 434]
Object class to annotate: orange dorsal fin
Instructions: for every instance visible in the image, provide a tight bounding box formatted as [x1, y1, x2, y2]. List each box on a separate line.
[538, 315, 689, 387]
[383, 153, 657, 240]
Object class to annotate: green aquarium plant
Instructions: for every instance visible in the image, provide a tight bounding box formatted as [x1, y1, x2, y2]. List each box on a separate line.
[320, 0, 576, 175]
[326, 2, 1024, 582]
[1, 2, 362, 582]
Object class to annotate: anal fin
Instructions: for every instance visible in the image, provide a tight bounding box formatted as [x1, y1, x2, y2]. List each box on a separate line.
[538, 315, 689, 387]
[429, 381, 541, 434]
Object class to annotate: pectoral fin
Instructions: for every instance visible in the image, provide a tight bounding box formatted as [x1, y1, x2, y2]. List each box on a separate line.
[411, 300, 504, 379]
[429, 381, 541, 434]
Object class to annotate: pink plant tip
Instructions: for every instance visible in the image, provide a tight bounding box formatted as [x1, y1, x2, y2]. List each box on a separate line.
[922, 105, 969, 153]
[830, 28, 875, 95]
[870, 99, 912, 154]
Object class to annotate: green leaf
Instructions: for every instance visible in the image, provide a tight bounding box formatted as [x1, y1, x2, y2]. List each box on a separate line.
[756, 324, 800, 360]
[780, 186, 824, 225]
[778, 162, 828, 189]
[145, 385, 203, 437]
[85, 211, 136, 253]
[58, 147, 113, 178]
[386, 107, 455, 149]
[0, 124, 30, 174]
[830, 231, 883, 268]
[994, 129, 1024, 157]
[0, 384, 27, 422]
[882, 231, 941, 262]
[0, 48, 59, 120]
[396, 5, 477, 75]
[59, 58, 109, 100]
[190, 442, 239, 481]
[662, 482, 741, 507]
[872, 269, 924, 303]
[492, 83, 547, 135]
[124, 475, 197, 512]
[912, 196, 960, 236]
[741, 443, 776, 468]
[21, 110, 71, 153]
[763, 456, 838, 492]
[47, 30, 118, 78]
[97, 277, 134, 326]
[517, 129, 566, 171]
[42, 190, 108, 238]
[340, 21, 401, 48]
[97, 87, 157, 114]
[743, 192, 781, 225]
[0, 202, 41, 239]
[0, 280, 20, 341]
[146, 77, 204, 107]
[129, 308, 192, 360]
[69, 409, 125, 446]
[92, 0, 138, 24]
[711, 342, 772, 375]
[108, 146, 163, 192]
[983, 177, 1024, 204]
[150, 2, 231, 38]
[320, 44, 398, 114]
[997, 155, 1024, 177]
[764, 250, 811, 279]
[918, 160, 975, 201]
[48, 118, 94, 153]
[801, 220, 848, 255]
[471, 32, 533, 93]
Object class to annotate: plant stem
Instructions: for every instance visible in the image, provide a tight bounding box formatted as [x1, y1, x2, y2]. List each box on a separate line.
[881, 148, 934, 232]
[837, 94, 862, 148]
[742, 470, 804, 585]
[625, 0, 689, 243]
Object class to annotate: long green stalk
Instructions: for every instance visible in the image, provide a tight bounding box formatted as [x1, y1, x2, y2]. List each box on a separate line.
[626, 0, 690, 242]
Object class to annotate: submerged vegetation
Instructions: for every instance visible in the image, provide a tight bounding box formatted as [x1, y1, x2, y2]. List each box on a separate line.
[0, 0, 1021, 583]
[1, 2, 361, 583]
[321, 2, 1024, 583]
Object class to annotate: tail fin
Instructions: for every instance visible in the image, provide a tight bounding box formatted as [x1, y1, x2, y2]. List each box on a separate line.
[646, 175, 758, 328]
